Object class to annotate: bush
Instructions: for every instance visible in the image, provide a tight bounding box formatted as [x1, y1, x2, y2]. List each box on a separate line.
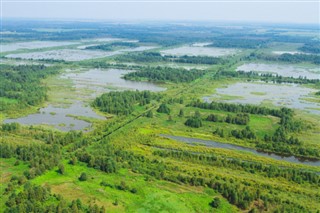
[79, 172, 87, 181]
[210, 197, 221, 208]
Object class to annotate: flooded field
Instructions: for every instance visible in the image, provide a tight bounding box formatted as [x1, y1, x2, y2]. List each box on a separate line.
[160, 45, 238, 57]
[6, 46, 157, 61]
[236, 63, 320, 79]
[1, 41, 79, 52]
[4, 68, 165, 131]
[204, 82, 320, 115]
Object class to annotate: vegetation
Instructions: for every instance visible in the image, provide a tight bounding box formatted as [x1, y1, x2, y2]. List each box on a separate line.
[123, 66, 207, 83]
[1, 21, 320, 213]
[116, 52, 226, 64]
[86, 41, 139, 51]
[92, 91, 161, 115]
[0, 64, 60, 111]
[250, 52, 320, 64]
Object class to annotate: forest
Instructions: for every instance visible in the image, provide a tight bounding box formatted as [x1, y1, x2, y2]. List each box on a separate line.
[123, 66, 207, 83]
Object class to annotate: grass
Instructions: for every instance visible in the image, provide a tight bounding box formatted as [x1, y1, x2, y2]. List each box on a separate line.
[31, 161, 237, 213]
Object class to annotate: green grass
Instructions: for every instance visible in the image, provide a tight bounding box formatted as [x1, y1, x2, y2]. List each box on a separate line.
[31, 162, 237, 213]
[0, 97, 18, 104]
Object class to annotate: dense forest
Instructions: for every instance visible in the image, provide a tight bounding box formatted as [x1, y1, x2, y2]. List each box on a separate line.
[123, 66, 207, 83]
[0, 64, 60, 111]
[92, 91, 161, 115]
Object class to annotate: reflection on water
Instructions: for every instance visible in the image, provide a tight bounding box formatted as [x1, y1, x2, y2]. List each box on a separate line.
[161, 134, 320, 166]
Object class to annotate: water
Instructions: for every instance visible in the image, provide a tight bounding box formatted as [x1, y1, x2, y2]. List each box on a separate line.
[192, 42, 212, 47]
[160, 45, 239, 57]
[237, 63, 320, 79]
[204, 82, 320, 115]
[4, 102, 102, 131]
[272, 51, 308, 55]
[61, 68, 165, 97]
[6, 46, 157, 61]
[160, 134, 320, 166]
[4, 68, 165, 131]
[1, 41, 79, 52]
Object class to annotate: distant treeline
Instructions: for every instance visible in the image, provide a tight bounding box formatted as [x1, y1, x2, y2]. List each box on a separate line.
[86, 41, 139, 51]
[299, 41, 320, 54]
[249, 52, 320, 64]
[115, 52, 226, 65]
[215, 70, 320, 85]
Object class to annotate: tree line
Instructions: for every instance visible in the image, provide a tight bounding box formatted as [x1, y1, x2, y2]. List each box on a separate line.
[123, 66, 207, 83]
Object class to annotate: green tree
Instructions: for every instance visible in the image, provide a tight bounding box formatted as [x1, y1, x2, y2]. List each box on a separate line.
[79, 172, 87, 181]
[210, 197, 221, 208]
[58, 164, 65, 175]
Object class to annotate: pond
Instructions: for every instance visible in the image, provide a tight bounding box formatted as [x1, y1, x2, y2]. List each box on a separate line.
[203, 82, 320, 115]
[4, 102, 101, 131]
[160, 45, 239, 57]
[160, 134, 320, 167]
[236, 63, 320, 79]
[4, 68, 165, 131]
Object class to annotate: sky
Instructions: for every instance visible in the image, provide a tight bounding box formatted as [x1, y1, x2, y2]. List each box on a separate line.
[1, 1, 320, 24]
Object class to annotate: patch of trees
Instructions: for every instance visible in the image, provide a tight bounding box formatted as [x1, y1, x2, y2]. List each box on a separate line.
[86, 41, 139, 51]
[251, 52, 320, 65]
[214, 70, 320, 85]
[5, 183, 105, 213]
[207, 113, 250, 125]
[189, 100, 289, 118]
[0, 64, 60, 111]
[93, 91, 161, 115]
[0, 142, 61, 179]
[299, 41, 320, 54]
[123, 66, 207, 83]
[207, 36, 268, 49]
[185, 111, 202, 128]
[173, 55, 226, 65]
[116, 52, 168, 63]
[157, 103, 170, 114]
[116, 52, 226, 65]
[231, 126, 256, 140]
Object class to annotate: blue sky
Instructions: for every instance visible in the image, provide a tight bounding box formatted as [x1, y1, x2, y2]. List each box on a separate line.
[2, 1, 320, 24]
